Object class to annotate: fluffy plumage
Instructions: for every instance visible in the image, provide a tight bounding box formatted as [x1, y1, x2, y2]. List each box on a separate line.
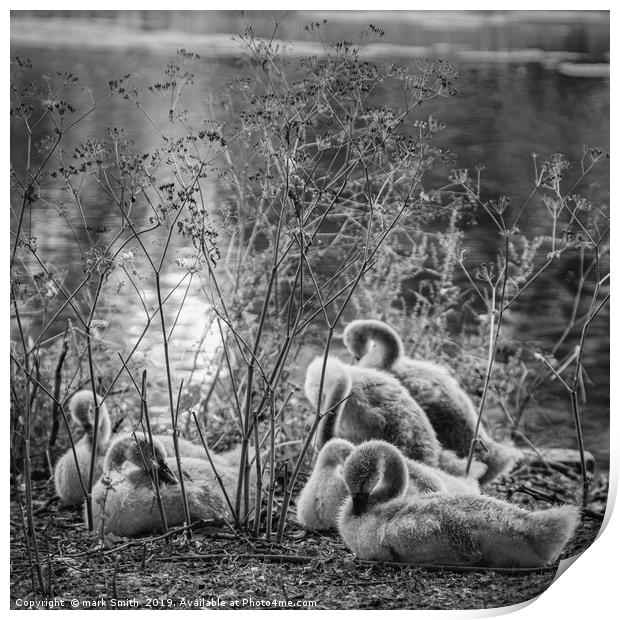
[338, 440, 580, 567]
[91, 434, 231, 538]
[54, 390, 112, 505]
[297, 434, 482, 532]
[304, 356, 441, 465]
[343, 320, 520, 483]
[154, 434, 213, 460]
[296, 438, 355, 531]
[405, 458, 482, 496]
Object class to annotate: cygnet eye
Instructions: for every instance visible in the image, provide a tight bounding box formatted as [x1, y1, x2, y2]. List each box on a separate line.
[156, 459, 178, 484]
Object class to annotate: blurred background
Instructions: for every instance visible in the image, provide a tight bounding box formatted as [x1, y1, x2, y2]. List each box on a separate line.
[10, 10, 611, 60]
[10, 10, 610, 466]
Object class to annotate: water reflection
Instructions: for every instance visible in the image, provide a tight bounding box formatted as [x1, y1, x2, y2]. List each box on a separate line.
[10, 20, 609, 464]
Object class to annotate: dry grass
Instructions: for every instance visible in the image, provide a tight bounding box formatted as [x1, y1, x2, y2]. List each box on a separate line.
[10, 460, 605, 610]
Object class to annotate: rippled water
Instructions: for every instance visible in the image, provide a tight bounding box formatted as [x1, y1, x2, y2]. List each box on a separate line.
[10, 15, 610, 465]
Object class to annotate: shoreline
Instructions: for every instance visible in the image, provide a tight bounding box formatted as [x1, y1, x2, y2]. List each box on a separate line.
[11, 14, 609, 69]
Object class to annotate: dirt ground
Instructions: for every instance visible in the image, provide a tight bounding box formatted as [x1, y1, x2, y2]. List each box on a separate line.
[10, 464, 606, 611]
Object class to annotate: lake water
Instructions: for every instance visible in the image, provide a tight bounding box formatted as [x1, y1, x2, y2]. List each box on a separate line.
[10, 12, 610, 466]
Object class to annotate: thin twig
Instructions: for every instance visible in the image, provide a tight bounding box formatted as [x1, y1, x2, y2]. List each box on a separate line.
[192, 412, 241, 529]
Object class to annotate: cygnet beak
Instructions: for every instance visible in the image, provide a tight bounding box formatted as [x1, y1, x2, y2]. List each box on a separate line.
[81, 420, 93, 434]
[156, 460, 178, 484]
[352, 492, 370, 515]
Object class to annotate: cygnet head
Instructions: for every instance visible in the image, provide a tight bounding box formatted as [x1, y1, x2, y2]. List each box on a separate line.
[342, 320, 404, 369]
[103, 434, 177, 484]
[305, 357, 353, 448]
[343, 439, 408, 515]
[69, 389, 111, 443]
[304, 356, 351, 409]
[316, 438, 355, 468]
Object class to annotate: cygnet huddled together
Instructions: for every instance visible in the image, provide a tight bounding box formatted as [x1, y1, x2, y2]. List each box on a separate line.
[296, 320, 579, 567]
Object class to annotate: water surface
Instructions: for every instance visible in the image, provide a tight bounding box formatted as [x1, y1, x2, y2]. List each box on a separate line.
[10, 13, 610, 466]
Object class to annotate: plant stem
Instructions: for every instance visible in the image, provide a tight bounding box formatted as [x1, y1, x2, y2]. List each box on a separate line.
[155, 271, 192, 531]
[193, 412, 241, 529]
[466, 237, 509, 474]
[140, 369, 169, 536]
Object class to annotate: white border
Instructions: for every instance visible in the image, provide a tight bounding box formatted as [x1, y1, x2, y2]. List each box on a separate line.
[5, 4, 615, 618]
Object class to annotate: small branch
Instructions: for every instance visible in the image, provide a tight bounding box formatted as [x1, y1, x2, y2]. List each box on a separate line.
[354, 559, 556, 575]
[510, 484, 602, 520]
[155, 553, 322, 565]
[192, 412, 241, 529]
[47, 320, 70, 469]
[155, 271, 192, 532]
[466, 236, 509, 474]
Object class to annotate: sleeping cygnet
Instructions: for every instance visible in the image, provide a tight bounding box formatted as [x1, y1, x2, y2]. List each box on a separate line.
[54, 390, 112, 506]
[90, 434, 230, 538]
[296, 438, 356, 531]
[343, 319, 521, 484]
[304, 356, 440, 465]
[338, 440, 580, 567]
[297, 440, 483, 532]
